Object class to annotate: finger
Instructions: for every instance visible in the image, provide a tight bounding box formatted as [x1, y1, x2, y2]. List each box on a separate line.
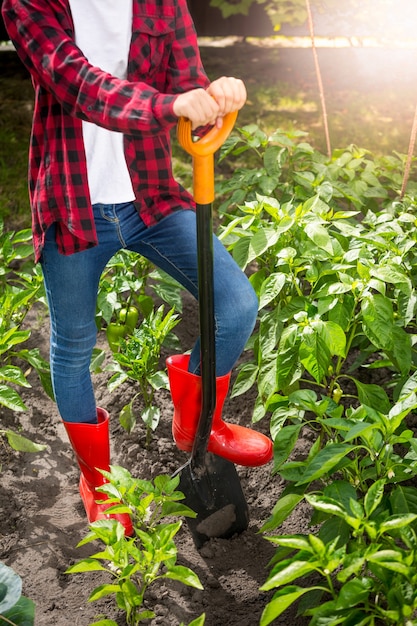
[215, 115, 224, 129]
[207, 77, 246, 115]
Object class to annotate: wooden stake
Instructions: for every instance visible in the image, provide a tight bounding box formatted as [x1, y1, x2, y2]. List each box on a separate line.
[305, 0, 332, 158]
[400, 101, 417, 199]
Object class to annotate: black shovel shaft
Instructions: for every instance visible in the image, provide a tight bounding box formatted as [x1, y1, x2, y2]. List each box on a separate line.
[192, 202, 216, 466]
[176, 112, 238, 471]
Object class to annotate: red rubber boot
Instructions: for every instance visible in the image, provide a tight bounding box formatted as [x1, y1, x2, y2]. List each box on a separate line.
[166, 354, 273, 467]
[63, 408, 133, 536]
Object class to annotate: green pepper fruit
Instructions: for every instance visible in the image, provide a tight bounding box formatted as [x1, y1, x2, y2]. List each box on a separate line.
[332, 384, 343, 404]
[119, 306, 139, 333]
[106, 322, 128, 352]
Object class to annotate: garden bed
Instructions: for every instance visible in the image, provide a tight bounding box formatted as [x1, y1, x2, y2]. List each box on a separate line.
[0, 296, 310, 626]
[2, 38, 417, 626]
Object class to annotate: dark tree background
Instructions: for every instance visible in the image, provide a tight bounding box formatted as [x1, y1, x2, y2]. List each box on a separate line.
[187, 0, 274, 36]
[0, 0, 275, 42]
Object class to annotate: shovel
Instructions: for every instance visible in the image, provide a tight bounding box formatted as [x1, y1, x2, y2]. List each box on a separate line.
[174, 112, 249, 549]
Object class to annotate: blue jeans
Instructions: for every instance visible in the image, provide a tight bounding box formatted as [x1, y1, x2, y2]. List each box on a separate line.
[40, 203, 258, 423]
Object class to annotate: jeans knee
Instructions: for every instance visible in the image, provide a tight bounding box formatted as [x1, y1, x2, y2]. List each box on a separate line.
[245, 282, 259, 327]
[51, 325, 97, 374]
[220, 279, 258, 339]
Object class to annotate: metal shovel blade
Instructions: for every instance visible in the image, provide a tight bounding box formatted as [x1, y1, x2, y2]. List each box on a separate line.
[176, 201, 249, 549]
[177, 453, 249, 549]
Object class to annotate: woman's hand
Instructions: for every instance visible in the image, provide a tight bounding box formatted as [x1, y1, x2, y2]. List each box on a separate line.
[173, 76, 246, 129]
[206, 76, 246, 128]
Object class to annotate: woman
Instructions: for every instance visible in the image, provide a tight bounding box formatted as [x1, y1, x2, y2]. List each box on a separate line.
[2, 0, 272, 534]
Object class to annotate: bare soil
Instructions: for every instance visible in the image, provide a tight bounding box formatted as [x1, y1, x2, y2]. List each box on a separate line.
[0, 292, 312, 626]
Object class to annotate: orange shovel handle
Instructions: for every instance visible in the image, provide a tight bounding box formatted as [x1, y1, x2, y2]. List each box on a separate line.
[177, 111, 238, 205]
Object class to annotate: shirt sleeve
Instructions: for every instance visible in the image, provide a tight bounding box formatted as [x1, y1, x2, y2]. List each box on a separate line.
[2, 0, 179, 134]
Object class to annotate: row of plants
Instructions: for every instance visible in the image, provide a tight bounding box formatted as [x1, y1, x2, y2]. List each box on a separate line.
[0, 216, 52, 457]
[214, 125, 417, 625]
[3, 125, 417, 624]
[0, 221, 200, 625]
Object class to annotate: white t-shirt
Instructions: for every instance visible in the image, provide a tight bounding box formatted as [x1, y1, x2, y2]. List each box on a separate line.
[69, 0, 135, 204]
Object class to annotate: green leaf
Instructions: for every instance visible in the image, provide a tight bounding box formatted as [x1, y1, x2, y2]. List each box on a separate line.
[260, 561, 317, 591]
[161, 501, 197, 519]
[364, 479, 385, 518]
[65, 559, 108, 575]
[304, 222, 334, 254]
[267, 535, 311, 552]
[0, 595, 35, 626]
[353, 381, 390, 413]
[119, 401, 136, 433]
[0, 563, 22, 614]
[231, 363, 258, 397]
[233, 228, 280, 269]
[319, 516, 350, 548]
[378, 514, 417, 533]
[342, 420, 378, 443]
[299, 330, 331, 384]
[107, 370, 129, 393]
[0, 328, 30, 352]
[260, 492, 305, 532]
[149, 370, 168, 390]
[323, 480, 357, 513]
[361, 294, 394, 351]
[305, 494, 348, 519]
[185, 616, 206, 626]
[390, 485, 417, 516]
[142, 405, 160, 432]
[289, 389, 318, 412]
[163, 565, 203, 590]
[276, 331, 301, 391]
[336, 578, 372, 610]
[371, 265, 412, 293]
[386, 325, 412, 376]
[5, 430, 46, 453]
[315, 320, 346, 357]
[0, 384, 27, 412]
[296, 444, 356, 485]
[0, 365, 31, 388]
[259, 272, 286, 309]
[260, 587, 316, 625]
[88, 584, 121, 602]
[367, 551, 409, 575]
[273, 424, 303, 471]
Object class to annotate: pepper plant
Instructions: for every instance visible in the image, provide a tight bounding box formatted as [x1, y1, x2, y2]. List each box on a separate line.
[106, 305, 180, 444]
[66, 466, 204, 626]
[0, 562, 35, 626]
[215, 126, 417, 624]
[96, 249, 182, 353]
[0, 217, 51, 455]
[217, 125, 417, 423]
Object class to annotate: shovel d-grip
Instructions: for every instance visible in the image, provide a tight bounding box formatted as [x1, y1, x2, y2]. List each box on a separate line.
[177, 111, 238, 205]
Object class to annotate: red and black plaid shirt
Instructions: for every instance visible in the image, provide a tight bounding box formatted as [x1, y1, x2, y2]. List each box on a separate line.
[2, 0, 210, 261]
